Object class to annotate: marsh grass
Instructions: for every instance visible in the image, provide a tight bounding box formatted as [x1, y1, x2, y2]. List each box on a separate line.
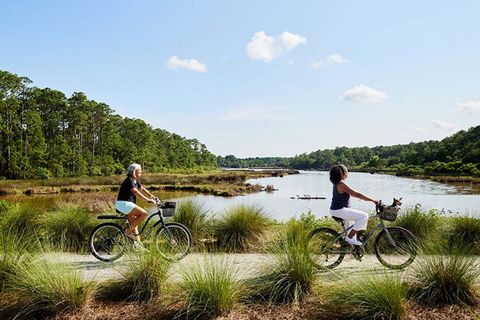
[246, 222, 316, 305]
[0, 202, 43, 237]
[98, 249, 171, 302]
[5, 256, 95, 318]
[394, 204, 441, 244]
[214, 204, 271, 252]
[446, 216, 480, 254]
[179, 256, 242, 319]
[408, 252, 480, 306]
[42, 204, 97, 253]
[325, 273, 408, 320]
[173, 200, 210, 247]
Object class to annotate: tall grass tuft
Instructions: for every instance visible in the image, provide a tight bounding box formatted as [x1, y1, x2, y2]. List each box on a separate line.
[174, 200, 209, 246]
[98, 249, 171, 302]
[6, 256, 95, 318]
[326, 274, 408, 320]
[179, 256, 242, 319]
[408, 253, 480, 306]
[247, 221, 316, 304]
[394, 204, 440, 243]
[0, 203, 43, 237]
[447, 216, 480, 254]
[42, 205, 97, 253]
[214, 204, 271, 252]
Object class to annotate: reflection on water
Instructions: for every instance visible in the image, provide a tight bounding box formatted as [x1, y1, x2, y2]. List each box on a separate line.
[180, 171, 480, 221]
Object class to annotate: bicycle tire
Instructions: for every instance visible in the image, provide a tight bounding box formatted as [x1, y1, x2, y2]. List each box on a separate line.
[89, 222, 129, 262]
[375, 226, 417, 269]
[154, 222, 192, 261]
[307, 227, 348, 269]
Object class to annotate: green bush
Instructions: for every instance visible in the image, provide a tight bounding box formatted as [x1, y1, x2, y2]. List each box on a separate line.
[326, 274, 407, 320]
[0, 203, 43, 238]
[214, 204, 271, 252]
[42, 205, 97, 252]
[247, 227, 316, 304]
[6, 256, 95, 318]
[99, 249, 171, 302]
[179, 256, 242, 318]
[447, 216, 480, 254]
[394, 204, 440, 243]
[408, 254, 480, 306]
[174, 200, 209, 246]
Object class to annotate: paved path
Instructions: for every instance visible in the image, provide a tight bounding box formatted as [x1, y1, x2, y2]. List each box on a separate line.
[45, 252, 404, 283]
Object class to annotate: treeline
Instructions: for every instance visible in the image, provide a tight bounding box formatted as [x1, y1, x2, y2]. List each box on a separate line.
[218, 125, 480, 176]
[0, 70, 217, 179]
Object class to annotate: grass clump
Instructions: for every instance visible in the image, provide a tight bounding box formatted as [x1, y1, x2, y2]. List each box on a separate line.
[447, 216, 480, 254]
[214, 204, 271, 252]
[6, 256, 95, 318]
[179, 256, 242, 319]
[0, 203, 43, 238]
[408, 253, 480, 306]
[174, 200, 209, 246]
[247, 222, 316, 305]
[42, 205, 97, 253]
[326, 274, 408, 320]
[98, 249, 171, 302]
[394, 204, 440, 243]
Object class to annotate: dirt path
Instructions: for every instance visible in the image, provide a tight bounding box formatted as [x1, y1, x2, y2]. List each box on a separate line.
[45, 252, 404, 283]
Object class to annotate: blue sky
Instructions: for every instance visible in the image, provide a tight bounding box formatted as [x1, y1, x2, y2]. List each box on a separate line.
[1, 1, 479, 157]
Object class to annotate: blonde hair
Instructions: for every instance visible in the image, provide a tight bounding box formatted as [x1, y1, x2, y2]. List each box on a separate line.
[126, 163, 141, 177]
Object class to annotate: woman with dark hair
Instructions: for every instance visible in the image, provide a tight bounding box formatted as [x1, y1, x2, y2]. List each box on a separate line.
[329, 164, 378, 246]
[115, 163, 156, 241]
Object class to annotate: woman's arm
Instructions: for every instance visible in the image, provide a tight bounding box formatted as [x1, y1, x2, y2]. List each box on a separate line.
[338, 182, 377, 203]
[140, 186, 155, 199]
[132, 188, 154, 203]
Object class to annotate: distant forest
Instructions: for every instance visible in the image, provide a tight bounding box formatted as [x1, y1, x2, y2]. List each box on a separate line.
[218, 125, 480, 176]
[0, 70, 217, 179]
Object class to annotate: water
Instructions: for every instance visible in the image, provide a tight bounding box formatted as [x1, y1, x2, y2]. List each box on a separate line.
[179, 171, 480, 221]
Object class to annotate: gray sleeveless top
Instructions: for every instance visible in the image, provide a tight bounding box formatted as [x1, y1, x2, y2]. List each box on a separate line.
[330, 183, 350, 210]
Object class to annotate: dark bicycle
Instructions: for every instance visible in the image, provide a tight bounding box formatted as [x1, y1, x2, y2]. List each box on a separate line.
[307, 199, 417, 270]
[89, 198, 192, 262]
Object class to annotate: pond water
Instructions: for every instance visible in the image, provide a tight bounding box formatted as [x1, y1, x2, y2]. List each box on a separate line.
[178, 171, 480, 221]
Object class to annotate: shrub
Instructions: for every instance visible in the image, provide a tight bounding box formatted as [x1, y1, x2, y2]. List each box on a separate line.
[179, 256, 242, 318]
[447, 216, 480, 254]
[98, 249, 171, 302]
[394, 204, 440, 243]
[326, 274, 407, 320]
[42, 205, 97, 252]
[247, 226, 316, 304]
[408, 254, 480, 306]
[6, 256, 95, 318]
[174, 200, 209, 246]
[214, 204, 271, 252]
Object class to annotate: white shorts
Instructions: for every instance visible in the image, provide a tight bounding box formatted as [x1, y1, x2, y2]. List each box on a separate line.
[330, 207, 369, 231]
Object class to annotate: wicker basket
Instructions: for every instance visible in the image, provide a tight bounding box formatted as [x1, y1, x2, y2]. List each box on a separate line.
[162, 201, 176, 217]
[379, 206, 400, 222]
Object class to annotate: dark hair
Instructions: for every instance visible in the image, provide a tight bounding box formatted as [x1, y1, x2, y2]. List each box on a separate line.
[329, 165, 348, 183]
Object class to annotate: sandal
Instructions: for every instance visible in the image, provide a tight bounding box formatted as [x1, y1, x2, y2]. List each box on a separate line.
[124, 228, 138, 241]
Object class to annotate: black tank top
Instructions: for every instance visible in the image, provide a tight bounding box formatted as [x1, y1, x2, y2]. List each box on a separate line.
[330, 183, 350, 210]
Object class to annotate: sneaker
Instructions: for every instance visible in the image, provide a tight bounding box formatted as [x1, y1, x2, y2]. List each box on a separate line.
[346, 236, 362, 246]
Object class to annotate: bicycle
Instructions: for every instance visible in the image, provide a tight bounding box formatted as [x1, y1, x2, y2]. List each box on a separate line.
[306, 199, 417, 270]
[89, 198, 192, 262]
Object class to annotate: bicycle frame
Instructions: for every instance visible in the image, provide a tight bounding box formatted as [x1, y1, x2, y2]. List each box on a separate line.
[129, 206, 170, 239]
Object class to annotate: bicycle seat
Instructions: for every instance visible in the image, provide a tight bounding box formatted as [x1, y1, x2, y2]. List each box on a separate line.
[332, 216, 344, 226]
[116, 209, 123, 214]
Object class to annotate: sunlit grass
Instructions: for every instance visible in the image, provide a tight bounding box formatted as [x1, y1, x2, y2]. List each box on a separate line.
[173, 200, 210, 247]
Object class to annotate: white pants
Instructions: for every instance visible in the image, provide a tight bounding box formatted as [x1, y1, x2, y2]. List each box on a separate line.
[330, 207, 368, 231]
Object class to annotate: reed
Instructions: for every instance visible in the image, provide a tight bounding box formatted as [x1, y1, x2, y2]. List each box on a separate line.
[173, 200, 210, 246]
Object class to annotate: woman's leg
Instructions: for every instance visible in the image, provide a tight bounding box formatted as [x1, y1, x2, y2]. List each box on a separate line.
[126, 205, 147, 241]
[331, 208, 368, 242]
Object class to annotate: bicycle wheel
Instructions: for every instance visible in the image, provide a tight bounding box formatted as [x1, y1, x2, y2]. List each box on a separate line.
[154, 222, 192, 261]
[307, 227, 348, 269]
[89, 223, 128, 262]
[375, 226, 417, 269]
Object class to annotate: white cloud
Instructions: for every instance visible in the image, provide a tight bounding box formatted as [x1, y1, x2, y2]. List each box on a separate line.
[340, 85, 388, 103]
[456, 100, 480, 115]
[413, 126, 427, 132]
[246, 31, 307, 62]
[166, 56, 207, 73]
[432, 119, 456, 131]
[313, 53, 349, 68]
[219, 105, 287, 121]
